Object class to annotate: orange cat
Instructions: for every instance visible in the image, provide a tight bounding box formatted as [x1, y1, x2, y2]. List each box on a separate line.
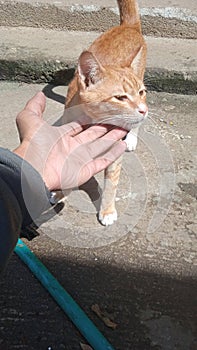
[65, 0, 148, 225]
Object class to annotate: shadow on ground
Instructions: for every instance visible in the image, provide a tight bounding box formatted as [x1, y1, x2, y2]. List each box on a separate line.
[0, 238, 196, 350]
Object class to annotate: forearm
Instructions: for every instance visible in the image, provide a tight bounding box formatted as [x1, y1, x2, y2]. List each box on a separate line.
[0, 148, 52, 272]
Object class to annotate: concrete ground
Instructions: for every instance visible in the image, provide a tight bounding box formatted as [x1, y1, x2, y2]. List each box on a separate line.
[0, 0, 196, 38]
[0, 0, 196, 93]
[0, 0, 196, 348]
[0, 27, 196, 94]
[0, 82, 196, 349]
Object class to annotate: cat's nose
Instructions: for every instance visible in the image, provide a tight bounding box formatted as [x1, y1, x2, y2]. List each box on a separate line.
[137, 103, 148, 117]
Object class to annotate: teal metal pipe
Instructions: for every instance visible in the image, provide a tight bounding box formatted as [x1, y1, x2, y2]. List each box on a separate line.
[15, 239, 115, 350]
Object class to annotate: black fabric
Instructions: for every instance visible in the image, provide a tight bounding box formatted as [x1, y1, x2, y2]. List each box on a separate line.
[0, 148, 52, 272]
[0, 176, 21, 272]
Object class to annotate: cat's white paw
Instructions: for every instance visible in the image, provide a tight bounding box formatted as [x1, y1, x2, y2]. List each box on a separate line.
[125, 133, 138, 151]
[99, 210, 117, 226]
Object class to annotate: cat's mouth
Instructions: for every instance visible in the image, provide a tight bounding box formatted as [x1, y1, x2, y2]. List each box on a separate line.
[81, 101, 148, 130]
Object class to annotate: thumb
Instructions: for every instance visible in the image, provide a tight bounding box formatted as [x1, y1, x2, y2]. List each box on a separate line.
[23, 91, 46, 118]
[16, 92, 46, 141]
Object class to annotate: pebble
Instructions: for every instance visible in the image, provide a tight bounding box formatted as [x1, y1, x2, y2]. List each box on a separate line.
[159, 118, 168, 124]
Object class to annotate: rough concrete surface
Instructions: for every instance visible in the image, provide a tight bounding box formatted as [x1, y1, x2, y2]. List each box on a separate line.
[0, 0, 196, 93]
[0, 0, 196, 38]
[0, 82, 196, 349]
[0, 27, 196, 94]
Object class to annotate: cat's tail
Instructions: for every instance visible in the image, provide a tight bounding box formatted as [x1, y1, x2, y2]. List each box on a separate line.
[117, 0, 142, 32]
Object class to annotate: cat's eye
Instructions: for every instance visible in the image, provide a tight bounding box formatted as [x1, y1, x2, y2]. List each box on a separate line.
[139, 89, 147, 97]
[114, 95, 128, 101]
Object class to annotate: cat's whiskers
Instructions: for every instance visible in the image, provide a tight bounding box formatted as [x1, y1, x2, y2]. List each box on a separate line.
[147, 114, 157, 124]
[93, 115, 129, 123]
[146, 113, 163, 128]
[148, 111, 170, 130]
[95, 114, 143, 128]
[148, 111, 163, 119]
[91, 109, 159, 129]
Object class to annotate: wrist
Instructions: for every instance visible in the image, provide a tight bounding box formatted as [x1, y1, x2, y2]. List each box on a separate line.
[0, 148, 53, 228]
[13, 141, 30, 160]
[13, 142, 55, 192]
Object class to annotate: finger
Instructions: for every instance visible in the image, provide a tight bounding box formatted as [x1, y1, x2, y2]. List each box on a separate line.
[17, 92, 46, 122]
[59, 121, 84, 137]
[24, 91, 46, 117]
[102, 127, 127, 141]
[81, 127, 127, 159]
[74, 124, 109, 144]
[95, 141, 127, 168]
[79, 141, 126, 184]
[16, 92, 46, 141]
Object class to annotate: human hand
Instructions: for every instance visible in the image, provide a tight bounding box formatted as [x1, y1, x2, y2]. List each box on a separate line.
[14, 92, 127, 191]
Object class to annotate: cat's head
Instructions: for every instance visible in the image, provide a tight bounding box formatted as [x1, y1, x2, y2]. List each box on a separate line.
[76, 50, 148, 130]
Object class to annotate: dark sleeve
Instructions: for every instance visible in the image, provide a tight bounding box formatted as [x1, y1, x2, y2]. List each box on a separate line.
[0, 148, 52, 273]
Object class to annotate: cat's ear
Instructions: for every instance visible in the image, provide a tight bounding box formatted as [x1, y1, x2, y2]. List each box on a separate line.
[78, 51, 103, 88]
[130, 46, 145, 77]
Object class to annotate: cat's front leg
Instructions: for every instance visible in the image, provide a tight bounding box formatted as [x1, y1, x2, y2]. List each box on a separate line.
[125, 126, 139, 151]
[99, 206, 117, 226]
[99, 156, 123, 226]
